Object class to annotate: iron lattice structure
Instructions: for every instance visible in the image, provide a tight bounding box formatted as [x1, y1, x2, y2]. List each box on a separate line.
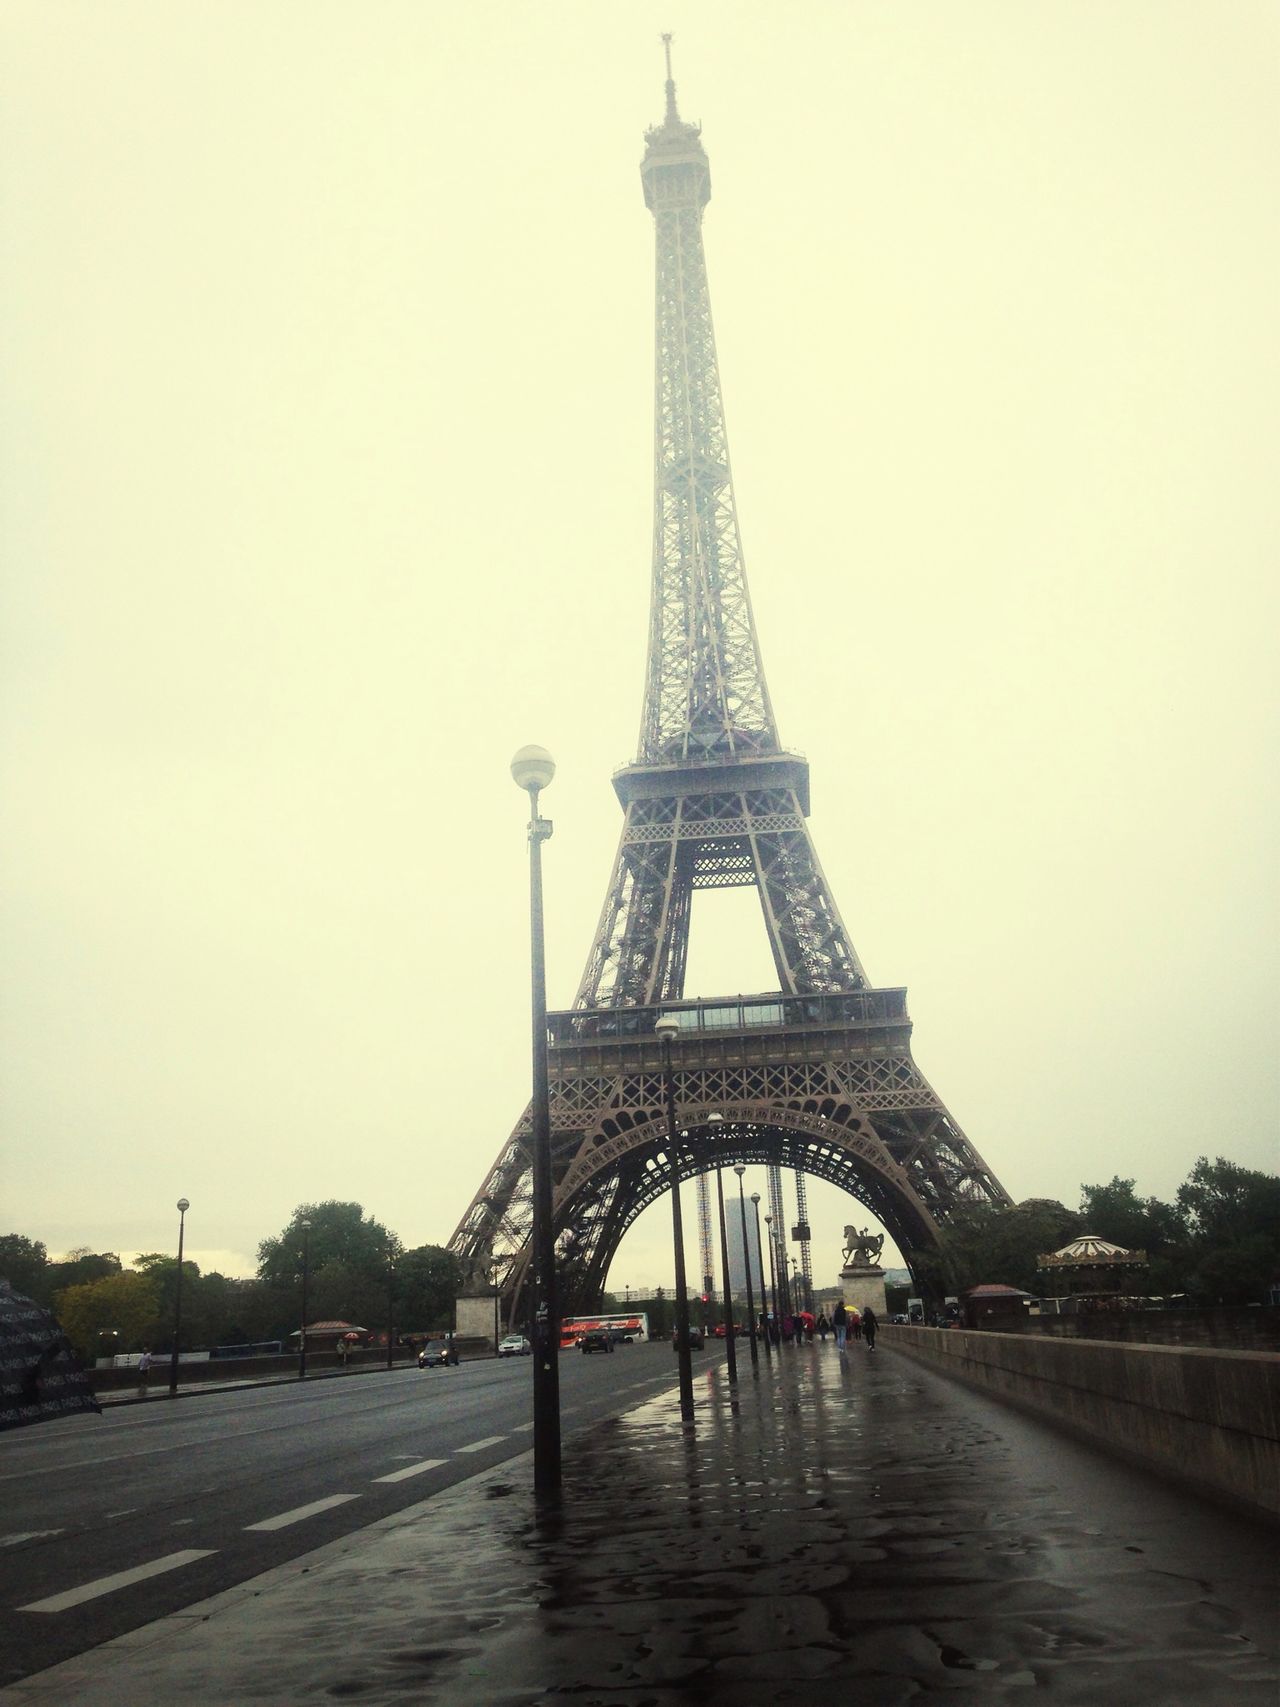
[450, 53, 1012, 1324]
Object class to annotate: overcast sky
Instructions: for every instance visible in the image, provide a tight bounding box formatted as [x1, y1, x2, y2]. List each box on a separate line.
[2, 3, 1276, 1294]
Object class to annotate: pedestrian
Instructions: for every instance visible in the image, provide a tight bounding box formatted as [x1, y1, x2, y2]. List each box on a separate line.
[816, 1312, 830, 1342]
[832, 1300, 847, 1350]
[862, 1306, 878, 1350]
[781, 1314, 794, 1345]
[136, 1348, 152, 1396]
[850, 1307, 862, 1342]
[804, 1315, 814, 1344]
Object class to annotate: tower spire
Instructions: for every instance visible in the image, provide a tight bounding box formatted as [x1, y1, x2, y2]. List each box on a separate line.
[661, 32, 679, 123]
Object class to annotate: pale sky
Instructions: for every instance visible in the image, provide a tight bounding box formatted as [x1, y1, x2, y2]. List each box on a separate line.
[2, 3, 1276, 1293]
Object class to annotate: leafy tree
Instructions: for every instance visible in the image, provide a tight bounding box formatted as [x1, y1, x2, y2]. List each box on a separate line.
[914, 1199, 1082, 1297]
[1175, 1157, 1280, 1304]
[48, 1249, 123, 1295]
[395, 1245, 463, 1335]
[1078, 1177, 1180, 1256]
[257, 1202, 396, 1292]
[0, 1234, 50, 1299]
[54, 1271, 160, 1357]
[308, 1260, 387, 1330]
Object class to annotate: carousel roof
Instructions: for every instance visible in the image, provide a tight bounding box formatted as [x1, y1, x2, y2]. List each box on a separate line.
[1038, 1235, 1147, 1267]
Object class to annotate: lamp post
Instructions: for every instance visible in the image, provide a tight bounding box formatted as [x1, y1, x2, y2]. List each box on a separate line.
[751, 1193, 772, 1356]
[511, 744, 562, 1492]
[714, 1167, 738, 1387]
[298, 1218, 312, 1379]
[168, 1198, 189, 1399]
[655, 1014, 695, 1424]
[764, 1211, 780, 1341]
[491, 1261, 501, 1357]
[385, 1241, 396, 1371]
[733, 1167, 759, 1370]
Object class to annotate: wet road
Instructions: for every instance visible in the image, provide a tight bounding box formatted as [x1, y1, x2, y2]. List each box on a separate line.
[0, 1340, 695, 1686]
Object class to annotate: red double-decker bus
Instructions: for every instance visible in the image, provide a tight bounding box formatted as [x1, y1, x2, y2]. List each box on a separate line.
[559, 1313, 649, 1349]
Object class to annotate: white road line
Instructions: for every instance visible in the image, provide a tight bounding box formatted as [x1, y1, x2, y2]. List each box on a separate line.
[455, 1435, 505, 1454]
[372, 1458, 446, 1484]
[512, 1422, 533, 1432]
[0, 1530, 64, 1548]
[244, 1494, 359, 1532]
[19, 1550, 216, 1614]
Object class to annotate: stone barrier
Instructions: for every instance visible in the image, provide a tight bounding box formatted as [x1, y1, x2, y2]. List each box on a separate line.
[881, 1324, 1280, 1522]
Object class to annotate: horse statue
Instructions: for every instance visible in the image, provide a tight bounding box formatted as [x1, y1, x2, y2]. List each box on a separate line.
[841, 1225, 885, 1268]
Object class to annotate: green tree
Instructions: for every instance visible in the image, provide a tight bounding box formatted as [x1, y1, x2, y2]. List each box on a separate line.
[257, 1202, 396, 1292]
[0, 1234, 50, 1299]
[1175, 1157, 1280, 1304]
[915, 1199, 1082, 1297]
[395, 1245, 463, 1335]
[1078, 1177, 1179, 1255]
[54, 1271, 160, 1357]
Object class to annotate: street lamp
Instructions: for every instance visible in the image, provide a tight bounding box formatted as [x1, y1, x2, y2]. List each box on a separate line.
[511, 743, 562, 1492]
[655, 1013, 695, 1424]
[385, 1241, 396, 1371]
[168, 1198, 189, 1399]
[491, 1260, 501, 1357]
[733, 1166, 759, 1370]
[298, 1218, 312, 1379]
[751, 1193, 772, 1357]
[764, 1210, 780, 1343]
[714, 1166, 738, 1387]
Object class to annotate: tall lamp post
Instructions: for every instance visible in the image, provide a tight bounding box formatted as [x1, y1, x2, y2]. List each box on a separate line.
[764, 1210, 780, 1341]
[385, 1240, 396, 1371]
[751, 1193, 772, 1357]
[655, 1014, 695, 1424]
[298, 1218, 312, 1379]
[714, 1167, 738, 1387]
[168, 1197, 189, 1399]
[733, 1166, 759, 1370]
[491, 1261, 501, 1357]
[511, 744, 562, 1493]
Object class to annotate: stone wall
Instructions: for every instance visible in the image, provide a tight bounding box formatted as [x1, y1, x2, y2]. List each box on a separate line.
[881, 1324, 1280, 1522]
[1005, 1306, 1280, 1352]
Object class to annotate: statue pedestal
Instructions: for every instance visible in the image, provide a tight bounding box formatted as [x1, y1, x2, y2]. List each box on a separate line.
[455, 1291, 500, 1349]
[839, 1264, 887, 1319]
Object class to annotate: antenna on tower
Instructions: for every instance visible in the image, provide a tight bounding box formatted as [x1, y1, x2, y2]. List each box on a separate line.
[661, 32, 679, 122]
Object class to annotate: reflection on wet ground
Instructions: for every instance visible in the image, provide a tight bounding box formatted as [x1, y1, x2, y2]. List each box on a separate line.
[15, 1345, 1278, 1704]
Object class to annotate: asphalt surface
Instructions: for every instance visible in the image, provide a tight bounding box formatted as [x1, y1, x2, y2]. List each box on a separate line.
[0, 1339, 687, 1686]
[3, 1339, 1276, 1703]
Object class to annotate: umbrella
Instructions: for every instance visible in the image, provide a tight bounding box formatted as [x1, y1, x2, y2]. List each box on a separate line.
[0, 1280, 101, 1432]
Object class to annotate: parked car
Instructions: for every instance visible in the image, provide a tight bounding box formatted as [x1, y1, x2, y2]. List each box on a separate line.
[418, 1339, 458, 1369]
[671, 1325, 706, 1351]
[578, 1329, 614, 1354]
[498, 1334, 531, 1358]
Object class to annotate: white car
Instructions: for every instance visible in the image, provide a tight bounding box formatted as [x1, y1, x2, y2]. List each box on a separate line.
[498, 1334, 531, 1357]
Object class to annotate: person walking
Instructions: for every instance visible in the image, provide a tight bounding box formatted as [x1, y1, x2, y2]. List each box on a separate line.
[849, 1307, 862, 1342]
[862, 1306, 878, 1350]
[832, 1300, 848, 1351]
[816, 1312, 830, 1343]
[136, 1348, 152, 1397]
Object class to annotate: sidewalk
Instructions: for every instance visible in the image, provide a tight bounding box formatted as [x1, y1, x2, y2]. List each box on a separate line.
[8, 1343, 1277, 1705]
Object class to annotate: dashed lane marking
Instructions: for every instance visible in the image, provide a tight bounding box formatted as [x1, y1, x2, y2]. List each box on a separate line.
[455, 1435, 506, 1454]
[19, 1550, 216, 1613]
[244, 1495, 360, 1531]
[512, 1422, 533, 1432]
[372, 1459, 446, 1484]
[0, 1530, 64, 1547]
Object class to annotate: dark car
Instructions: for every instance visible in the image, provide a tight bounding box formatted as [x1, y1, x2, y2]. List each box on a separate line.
[418, 1339, 458, 1369]
[671, 1325, 706, 1351]
[578, 1330, 614, 1354]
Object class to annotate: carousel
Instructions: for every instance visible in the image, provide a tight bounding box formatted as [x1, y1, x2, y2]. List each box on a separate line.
[1036, 1235, 1150, 1313]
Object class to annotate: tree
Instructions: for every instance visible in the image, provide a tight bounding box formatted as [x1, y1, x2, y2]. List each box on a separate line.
[914, 1199, 1082, 1297]
[54, 1271, 160, 1357]
[1078, 1177, 1180, 1256]
[395, 1245, 463, 1335]
[257, 1202, 396, 1292]
[0, 1234, 49, 1299]
[1175, 1157, 1280, 1305]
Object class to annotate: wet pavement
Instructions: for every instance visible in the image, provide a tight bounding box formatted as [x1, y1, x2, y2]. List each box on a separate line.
[7, 1342, 1276, 1704]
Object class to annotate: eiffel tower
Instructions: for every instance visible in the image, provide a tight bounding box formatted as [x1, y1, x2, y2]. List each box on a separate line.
[450, 47, 1012, 1321]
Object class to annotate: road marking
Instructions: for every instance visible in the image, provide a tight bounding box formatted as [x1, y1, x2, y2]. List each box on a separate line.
[0, 1530, 64, 1547]
[105, 1509, 138, 1519]
[455, 1435, 505, 1454]
[19, 1550, 215, 1613]
[512, 1421, 533, 1432]
[372, 1458, 446, 1484]
[244, 1495, 359, 1531]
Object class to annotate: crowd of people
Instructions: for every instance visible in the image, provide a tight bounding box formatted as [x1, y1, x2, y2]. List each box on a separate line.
[752, 1302, 878, 1352]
